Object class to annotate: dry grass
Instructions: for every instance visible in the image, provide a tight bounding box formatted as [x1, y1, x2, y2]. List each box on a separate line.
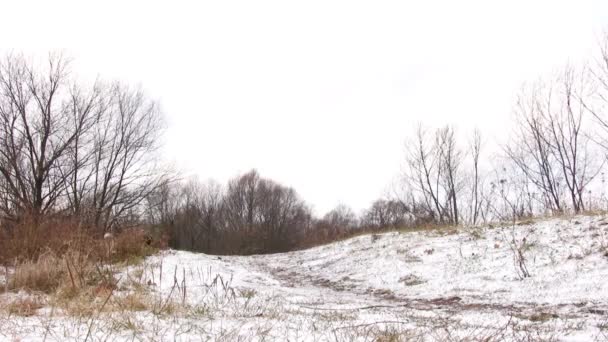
[0, 216, 165, 267]
[55, 292, 99, 317]
[7, 248, 119, 295]
[302, 222, 459, 251]
[7, 251, 64, 293]
[374, 328, 410, 342]
[116, 293, 150, 311]
[0, 221, 165, 335]
[4, 296, 45, 317]
[0, 217, 93, 264]
[1, 217, 163, 298]
[111, 228, 162, 265]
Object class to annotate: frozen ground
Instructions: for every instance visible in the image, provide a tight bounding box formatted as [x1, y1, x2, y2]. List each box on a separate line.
[1, 215, 608, 341]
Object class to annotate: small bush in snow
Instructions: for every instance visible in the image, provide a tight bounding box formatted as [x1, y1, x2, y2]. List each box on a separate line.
[506, 232, 532, 279]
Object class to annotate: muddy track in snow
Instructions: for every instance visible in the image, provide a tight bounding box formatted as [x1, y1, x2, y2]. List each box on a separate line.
[248, 256, 608, 324]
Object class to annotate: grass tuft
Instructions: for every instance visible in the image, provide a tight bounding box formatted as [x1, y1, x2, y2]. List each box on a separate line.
[6, 296, 44, 317]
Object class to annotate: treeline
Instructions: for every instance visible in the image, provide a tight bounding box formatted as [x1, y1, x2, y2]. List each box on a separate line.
[146, 170, 424, 254]
[149, 170, 312, 254]
[3, 34, 608, 257]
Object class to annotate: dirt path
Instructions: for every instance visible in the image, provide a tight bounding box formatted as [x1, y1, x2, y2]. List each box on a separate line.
[247, 253, 608, 331]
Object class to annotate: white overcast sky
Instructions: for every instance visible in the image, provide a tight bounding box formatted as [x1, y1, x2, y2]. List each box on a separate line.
[1, 0, 607, 215]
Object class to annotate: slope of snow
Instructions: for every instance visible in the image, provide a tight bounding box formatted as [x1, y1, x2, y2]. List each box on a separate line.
[1, 215, 608, 341]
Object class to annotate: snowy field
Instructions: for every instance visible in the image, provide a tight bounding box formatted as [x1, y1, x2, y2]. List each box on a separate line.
[1, 215, 608, 341]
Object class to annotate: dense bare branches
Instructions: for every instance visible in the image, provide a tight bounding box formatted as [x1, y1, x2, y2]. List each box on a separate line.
[85, 83, 166, 230]
[322, 204, 358, 230]
[505, 69, 600, 215]
[437, 126, 463, 225]
[164, 170, 312, 254]
[404, 125, 443, 223]
[403, 125, 465, 225]
[0, 53, 168, 230]
[164, 178, 224, 251]
[224, 170, 260, 233]
[361, 199, 412, 229]
[587, 32, 608, 146]
[0, 54, 99, 219]
[484, 165, 536, 221]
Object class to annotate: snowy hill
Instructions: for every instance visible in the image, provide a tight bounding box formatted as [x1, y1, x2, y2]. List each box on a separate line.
[1, 215, 608, 341]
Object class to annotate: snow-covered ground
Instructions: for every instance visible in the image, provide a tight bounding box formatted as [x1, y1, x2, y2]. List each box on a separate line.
[1, 215, 608, 341]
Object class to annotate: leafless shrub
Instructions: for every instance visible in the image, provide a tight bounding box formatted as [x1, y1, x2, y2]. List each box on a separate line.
[482, 162, 549, 223]
[505, 229, 533, 279]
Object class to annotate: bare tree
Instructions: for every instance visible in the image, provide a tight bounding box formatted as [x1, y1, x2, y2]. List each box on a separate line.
[165, 178, 225, 251]
[468, 129, 483, 224]
[312, 204, 358, 241]
[436, 126, 463, 225]
[0, 52, 169, 234]
[404, 124, 444, 223]
[548, 68, 598, 212]
[256, 178, 311, 251]
[75, 83, 167, 231]
[61, 81, 107, 218]
[587, 32, 608, 150]
[0, 53, 99, 221]
[144, 178, 179, 226]
[506, 69, 600, 214]
[506, 87, 562, 213]
[224, 169, 261, 233]
[361, 199, 412, 229]
[323, 204, 358, 230]
[404, 125, 463, 225]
